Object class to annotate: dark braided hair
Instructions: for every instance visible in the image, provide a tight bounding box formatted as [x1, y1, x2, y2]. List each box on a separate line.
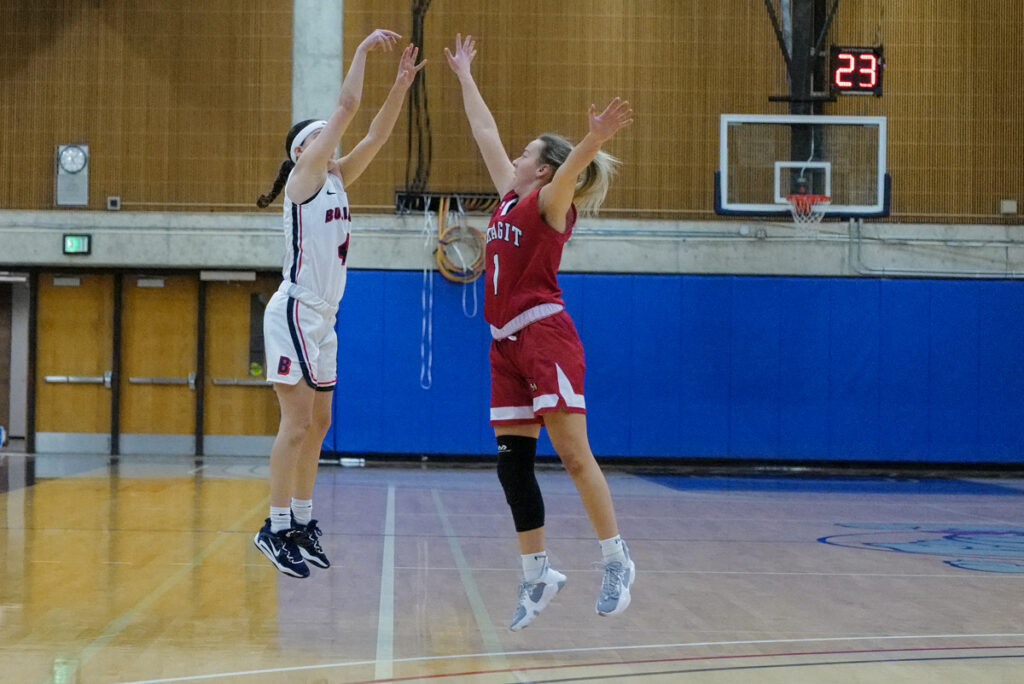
[256, 119, 319, 209]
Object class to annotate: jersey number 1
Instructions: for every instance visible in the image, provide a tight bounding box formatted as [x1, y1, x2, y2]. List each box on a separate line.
[492, 254, 500, 295]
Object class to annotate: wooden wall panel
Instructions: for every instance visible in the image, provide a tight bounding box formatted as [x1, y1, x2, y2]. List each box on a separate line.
[342, 0, 783, 218]
[3, 1, 1021, 222]
[1, 1, 291, 211]
[829, 1, 1024, 219]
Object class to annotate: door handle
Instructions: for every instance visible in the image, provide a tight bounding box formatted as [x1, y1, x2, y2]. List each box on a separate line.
[211, 378, 270, 386]
[129, 372, 197, 390]
[44, 373, 113, 387]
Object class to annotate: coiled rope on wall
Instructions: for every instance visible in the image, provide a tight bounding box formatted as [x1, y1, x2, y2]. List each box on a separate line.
[434, 195, 484, 284]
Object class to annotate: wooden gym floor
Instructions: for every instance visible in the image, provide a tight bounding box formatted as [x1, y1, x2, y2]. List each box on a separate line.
[1, 453, 1023, 683]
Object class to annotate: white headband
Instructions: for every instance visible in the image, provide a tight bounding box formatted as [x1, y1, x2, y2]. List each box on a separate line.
[289, 120, 328, 163]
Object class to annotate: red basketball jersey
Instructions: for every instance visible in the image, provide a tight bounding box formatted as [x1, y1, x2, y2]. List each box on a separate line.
[484, 188, 577, 329]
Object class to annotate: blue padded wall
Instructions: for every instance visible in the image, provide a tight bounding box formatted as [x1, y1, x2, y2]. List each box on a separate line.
[324, 271, 1024, 463]
[324, 271, 493, 456]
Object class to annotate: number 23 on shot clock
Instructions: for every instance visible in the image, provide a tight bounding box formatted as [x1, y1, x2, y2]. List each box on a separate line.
[830, 45, 884, 96]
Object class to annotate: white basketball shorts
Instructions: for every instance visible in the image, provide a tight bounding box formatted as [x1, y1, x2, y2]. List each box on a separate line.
[264, 289, 338, 390]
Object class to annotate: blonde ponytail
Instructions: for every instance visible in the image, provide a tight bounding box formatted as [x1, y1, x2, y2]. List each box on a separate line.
[573, 149, 620, 215]
[538, 133, 621, 216]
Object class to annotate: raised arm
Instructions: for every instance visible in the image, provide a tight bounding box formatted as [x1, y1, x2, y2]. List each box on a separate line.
[444, 34, 514, 196]
[334, 44, 426, 187]
[538, 98, 633, 227]
[288, 29, 400, 202]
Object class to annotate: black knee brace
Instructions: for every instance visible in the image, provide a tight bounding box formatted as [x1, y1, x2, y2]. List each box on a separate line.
[496, 435, 545, 532]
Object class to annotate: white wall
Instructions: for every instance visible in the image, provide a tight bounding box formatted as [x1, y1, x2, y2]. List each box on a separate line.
[1, 209, 1022, 279]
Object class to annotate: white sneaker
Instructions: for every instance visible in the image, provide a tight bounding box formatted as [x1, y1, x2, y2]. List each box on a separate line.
[508, 562, 567, 631]
[596, 541, 635, 616]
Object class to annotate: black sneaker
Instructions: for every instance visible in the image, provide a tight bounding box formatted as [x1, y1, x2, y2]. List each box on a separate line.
[253, 518, 310, 578]
[290, 517, 331, 569]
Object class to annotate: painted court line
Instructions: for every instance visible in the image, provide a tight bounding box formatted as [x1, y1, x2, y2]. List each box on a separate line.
[112, 633, 1024, 683]
[390, 566, 1014, 579]
[366, 648, 1024, 683]
[431, 488, 508, 662]
[375, 485, 397, 680]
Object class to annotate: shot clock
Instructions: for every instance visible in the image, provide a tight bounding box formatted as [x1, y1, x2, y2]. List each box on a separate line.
[829, 45, 884, 96]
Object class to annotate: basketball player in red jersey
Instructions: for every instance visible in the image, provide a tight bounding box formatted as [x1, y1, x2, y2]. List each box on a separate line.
[446, 34, 635, 628]
[252, 30, 425, 579]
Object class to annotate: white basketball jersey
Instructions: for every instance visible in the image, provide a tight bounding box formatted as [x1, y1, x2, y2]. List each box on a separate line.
[280, 172, 351, 305]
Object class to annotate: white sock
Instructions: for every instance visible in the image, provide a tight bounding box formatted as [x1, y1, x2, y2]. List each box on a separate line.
[599, 535, 626, 563]
[291, 498, 313, 526]
[521, 551, 549, 582]
[269, 506, 291, 533]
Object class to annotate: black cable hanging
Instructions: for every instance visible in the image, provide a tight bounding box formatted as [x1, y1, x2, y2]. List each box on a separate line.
[405, 0, 432, 195]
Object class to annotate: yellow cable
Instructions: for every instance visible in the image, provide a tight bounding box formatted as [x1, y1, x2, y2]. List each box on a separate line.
[434, 196, 485, 283]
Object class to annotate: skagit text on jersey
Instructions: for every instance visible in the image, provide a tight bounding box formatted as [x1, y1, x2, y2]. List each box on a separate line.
[486, 221, 522, 247]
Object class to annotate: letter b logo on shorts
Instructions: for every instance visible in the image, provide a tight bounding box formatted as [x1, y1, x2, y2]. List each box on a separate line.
[277, 356, 292, 375]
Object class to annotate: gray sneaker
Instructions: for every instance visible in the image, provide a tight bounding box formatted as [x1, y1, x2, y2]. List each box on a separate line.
[509, 562, 567, 631]
[596, 542, 635, 616]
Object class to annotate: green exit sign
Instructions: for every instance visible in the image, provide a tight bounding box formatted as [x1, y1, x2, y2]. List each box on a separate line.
[63, 233, 91, 255]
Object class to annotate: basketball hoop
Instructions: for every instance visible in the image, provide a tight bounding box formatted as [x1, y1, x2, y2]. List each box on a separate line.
[786, 194, 831, 224]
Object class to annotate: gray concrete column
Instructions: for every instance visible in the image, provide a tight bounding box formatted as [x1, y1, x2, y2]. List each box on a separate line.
[292, 0, 344, 123]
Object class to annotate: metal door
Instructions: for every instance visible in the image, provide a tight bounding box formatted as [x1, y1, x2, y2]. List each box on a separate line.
[119, 274, 198, 454]
[202, 275, 280, 455]
[34, 274, 114, 453]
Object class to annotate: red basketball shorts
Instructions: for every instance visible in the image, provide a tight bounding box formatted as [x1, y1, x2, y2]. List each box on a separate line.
[489, 311, 586, 425]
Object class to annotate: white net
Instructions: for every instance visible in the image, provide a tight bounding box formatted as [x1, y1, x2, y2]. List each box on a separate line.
[786, 194, 831, 224]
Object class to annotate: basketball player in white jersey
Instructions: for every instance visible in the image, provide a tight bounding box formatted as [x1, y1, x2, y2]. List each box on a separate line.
[253, 30, 425, 578]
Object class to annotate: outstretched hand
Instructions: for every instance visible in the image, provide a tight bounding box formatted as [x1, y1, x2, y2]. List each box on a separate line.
[395, 44, 427, 88]
[358, 29, 401, 54]
[444, 33, 477, 78]
[588, 97, 634, 142]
